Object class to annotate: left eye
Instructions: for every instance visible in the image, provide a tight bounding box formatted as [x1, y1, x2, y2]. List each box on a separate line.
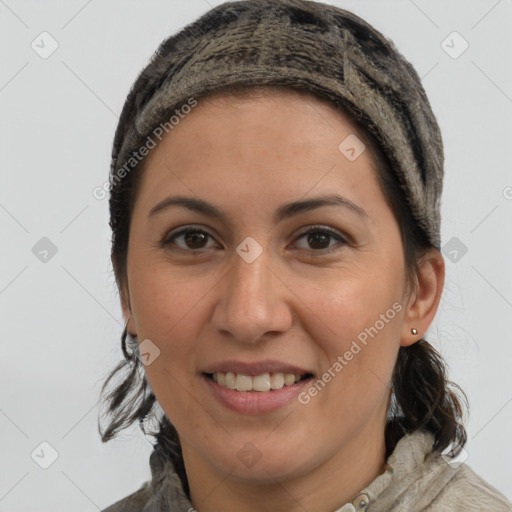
[294, 226, 347, 253]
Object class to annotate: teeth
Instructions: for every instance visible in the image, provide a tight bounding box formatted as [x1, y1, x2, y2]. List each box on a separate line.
[285, 374, 296, 386]
[235, 374, 252, 391]
[253, 373, 271, 392]
[270, 373, 284, 389]
[225, 372, 236, 389]
[210, 372, 307, 392]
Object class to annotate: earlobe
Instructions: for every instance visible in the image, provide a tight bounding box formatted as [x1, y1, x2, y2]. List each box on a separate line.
[400, 249, 445, 347]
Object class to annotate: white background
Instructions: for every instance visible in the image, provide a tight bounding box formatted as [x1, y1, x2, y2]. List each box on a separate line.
[0, 0, 511, 510]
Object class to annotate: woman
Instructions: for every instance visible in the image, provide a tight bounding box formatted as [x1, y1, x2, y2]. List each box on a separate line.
[98, 0, 512, 510]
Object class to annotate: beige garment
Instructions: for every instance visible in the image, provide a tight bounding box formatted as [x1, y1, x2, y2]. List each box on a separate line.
[102, 429, 512, 512]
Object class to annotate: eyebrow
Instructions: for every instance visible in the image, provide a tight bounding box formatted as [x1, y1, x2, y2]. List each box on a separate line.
[148, 193, 368, 224]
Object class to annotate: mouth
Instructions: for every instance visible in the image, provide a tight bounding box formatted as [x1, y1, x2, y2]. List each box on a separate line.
[201, 361, 316, 414]
[203, 371, 314, 392]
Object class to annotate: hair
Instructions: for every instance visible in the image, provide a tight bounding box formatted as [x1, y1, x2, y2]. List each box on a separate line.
[99, 3, 468, 499]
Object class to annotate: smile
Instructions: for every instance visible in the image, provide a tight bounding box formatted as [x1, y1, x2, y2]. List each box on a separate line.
[205, 372, 312, 392]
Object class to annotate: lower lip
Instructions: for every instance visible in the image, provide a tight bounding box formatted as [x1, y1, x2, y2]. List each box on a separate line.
[202, 374, 313, 415]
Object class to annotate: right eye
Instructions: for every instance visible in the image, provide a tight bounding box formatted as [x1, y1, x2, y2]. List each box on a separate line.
[162, 226, 219, 253]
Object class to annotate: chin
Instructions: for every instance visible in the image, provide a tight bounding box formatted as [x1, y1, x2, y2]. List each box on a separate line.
[202, 437, 318, 483]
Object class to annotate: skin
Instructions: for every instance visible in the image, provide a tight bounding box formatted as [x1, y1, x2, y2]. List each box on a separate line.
[121, 89, 445, 512]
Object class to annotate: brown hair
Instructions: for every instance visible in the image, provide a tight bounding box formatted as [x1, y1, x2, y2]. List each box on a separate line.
[99, 83, 468, 497]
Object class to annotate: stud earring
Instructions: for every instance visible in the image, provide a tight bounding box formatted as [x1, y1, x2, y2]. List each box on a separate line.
[411, 328, 418, 335]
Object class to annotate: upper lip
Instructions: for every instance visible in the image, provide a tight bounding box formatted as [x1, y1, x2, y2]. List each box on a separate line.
[202, 359, 314, 377]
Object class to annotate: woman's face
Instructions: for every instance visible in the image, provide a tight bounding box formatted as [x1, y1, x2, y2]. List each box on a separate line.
[122, 91, 431, 485]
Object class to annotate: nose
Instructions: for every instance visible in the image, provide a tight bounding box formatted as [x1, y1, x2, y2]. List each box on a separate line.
[211, 246, 293, 344]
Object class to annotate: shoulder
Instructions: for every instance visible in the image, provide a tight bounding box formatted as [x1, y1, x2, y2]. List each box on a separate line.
[101, 481, 151, 512]
[367, 429, 512, 512]
[426, 462, 512, 511]
[405, 431, 512, 511]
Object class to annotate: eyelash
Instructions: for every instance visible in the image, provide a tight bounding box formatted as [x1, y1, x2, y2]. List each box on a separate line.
[162, 224, 349, 256]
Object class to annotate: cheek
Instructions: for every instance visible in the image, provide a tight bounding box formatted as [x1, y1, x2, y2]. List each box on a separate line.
[307, 267, 404, 394]
[127, 264, 208, 409]
[129, 260, 208, 343]
[311, 266, 403, 343]
[133, 279, 203, 431]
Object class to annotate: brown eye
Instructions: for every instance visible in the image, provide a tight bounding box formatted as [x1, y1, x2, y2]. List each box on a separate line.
[163, 227, 217, 252]
[182, 231, 209, 249]
[306, 232, 330, 250]
[294, 226, 347, 254]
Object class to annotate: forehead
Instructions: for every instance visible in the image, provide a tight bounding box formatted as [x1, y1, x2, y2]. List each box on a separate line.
[134, 90, 385, 221]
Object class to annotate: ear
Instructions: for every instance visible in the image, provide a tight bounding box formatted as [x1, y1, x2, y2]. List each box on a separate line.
[120, 285, 137, 337]
[400, 248, 445, 347]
